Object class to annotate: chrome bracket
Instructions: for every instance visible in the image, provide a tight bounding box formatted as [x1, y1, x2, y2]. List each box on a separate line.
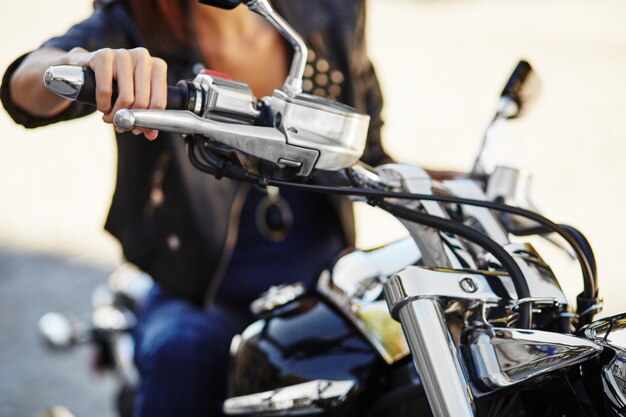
[223, 379, 355, 415]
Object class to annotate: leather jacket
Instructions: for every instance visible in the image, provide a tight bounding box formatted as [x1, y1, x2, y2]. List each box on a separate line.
[1, 0, 390, 306]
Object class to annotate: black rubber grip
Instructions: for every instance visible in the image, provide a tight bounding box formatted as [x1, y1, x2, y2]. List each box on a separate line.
[77, 67, 190, 111]
[500, 60, 533, 104]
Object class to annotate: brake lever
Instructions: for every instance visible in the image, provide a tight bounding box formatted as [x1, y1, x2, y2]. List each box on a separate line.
[114, 109, 319, 176]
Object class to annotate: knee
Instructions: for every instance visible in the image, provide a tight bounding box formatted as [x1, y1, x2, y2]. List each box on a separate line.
[132, 326, 225, 417]
[138, 326, 211, 377]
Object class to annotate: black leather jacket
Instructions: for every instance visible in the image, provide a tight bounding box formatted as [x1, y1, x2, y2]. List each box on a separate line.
[1, 0, 389, 306]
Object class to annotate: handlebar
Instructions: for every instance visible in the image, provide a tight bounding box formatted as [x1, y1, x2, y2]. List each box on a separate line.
[43, 66, 200, 112]
[42, 61, 600, 329]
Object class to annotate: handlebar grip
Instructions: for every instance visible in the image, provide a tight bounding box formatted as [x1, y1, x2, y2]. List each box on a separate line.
[500, 60, 533, 104]
[44, 65, 199, 112]
[78, 68, 191, 110]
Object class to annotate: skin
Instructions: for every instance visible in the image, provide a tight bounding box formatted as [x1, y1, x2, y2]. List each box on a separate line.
[9, 3, 286, 140]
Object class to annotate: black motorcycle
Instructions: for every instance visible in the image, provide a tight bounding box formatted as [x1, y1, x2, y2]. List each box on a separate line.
[40, 1, 625, 416]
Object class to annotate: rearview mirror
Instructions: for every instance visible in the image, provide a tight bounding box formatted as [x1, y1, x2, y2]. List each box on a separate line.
[197, 0, 242, 10]
[497, 59, 542, 119]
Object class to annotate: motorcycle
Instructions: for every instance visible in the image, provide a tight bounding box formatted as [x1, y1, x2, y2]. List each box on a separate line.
[39, 0, 626, 416]
[38, 263, 152, 417]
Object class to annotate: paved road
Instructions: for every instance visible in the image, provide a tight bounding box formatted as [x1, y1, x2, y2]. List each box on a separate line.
[0, 248, 116, 417]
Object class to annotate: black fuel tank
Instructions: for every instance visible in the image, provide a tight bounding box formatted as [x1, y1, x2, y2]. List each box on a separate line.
[227, 295, 430, 416]
[229, 296, 379, 394]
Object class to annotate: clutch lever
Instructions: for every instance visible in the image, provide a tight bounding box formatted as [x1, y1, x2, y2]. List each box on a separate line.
[114, 109, 319, 176]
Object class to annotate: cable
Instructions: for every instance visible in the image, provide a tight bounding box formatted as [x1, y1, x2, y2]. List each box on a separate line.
[188, 139, 597, 324]
[266, 178, 597, 313]
[375, 200, 532, 329]
[504, 221, 597, 279]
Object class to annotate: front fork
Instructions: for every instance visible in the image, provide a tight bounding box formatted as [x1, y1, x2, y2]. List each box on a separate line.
[392, 296, 476, 417]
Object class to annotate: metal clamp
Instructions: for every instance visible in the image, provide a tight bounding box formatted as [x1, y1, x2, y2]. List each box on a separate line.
[578, 301, 604, 319]
[223, 379, 355, 415]
[507, 297, 560, 312]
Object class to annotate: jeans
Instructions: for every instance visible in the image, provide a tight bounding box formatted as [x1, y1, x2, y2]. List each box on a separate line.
[132, 284, 254, 417]
[131, 189, 345, 416]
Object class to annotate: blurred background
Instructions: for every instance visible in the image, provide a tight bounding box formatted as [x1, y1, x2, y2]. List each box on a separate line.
[1, 0, 625, 416]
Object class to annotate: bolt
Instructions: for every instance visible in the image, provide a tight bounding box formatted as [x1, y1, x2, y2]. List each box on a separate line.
[460, 277, 478, 293]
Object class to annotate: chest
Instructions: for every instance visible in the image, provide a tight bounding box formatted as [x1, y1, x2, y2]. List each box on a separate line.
[195, 26, 289, 98]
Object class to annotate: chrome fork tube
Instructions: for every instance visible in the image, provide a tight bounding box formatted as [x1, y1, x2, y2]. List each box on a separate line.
[396, 298, 476, 417]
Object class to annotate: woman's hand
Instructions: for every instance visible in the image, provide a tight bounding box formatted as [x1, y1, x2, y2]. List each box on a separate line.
[67, 47, 167, 140]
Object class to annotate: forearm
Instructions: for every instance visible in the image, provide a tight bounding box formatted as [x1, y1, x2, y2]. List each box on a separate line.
[9, 47, 75, 118]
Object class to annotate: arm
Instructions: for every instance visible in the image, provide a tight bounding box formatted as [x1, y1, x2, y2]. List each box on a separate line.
[8, 46, 168, 139]
[2, 3, 167, 139]
[9, 48, 75, 118]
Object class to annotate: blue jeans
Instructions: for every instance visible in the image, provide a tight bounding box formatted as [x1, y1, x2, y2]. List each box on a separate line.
[131, 189, 345, 416]
[132, 284, 254, 417]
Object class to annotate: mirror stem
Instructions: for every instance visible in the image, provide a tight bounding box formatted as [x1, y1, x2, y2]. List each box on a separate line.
[246, 0, 306, 96]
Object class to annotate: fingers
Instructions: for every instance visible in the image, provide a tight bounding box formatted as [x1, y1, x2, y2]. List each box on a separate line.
[142, 56, 168, 141]
[150, 58, 168, 110]
[103, 49, 133, 123]
[85, 48, 115, 115]
[76, 47, 167, 140]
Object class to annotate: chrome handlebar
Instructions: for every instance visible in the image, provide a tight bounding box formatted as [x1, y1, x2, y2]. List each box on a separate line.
[44, 65, 371, 177]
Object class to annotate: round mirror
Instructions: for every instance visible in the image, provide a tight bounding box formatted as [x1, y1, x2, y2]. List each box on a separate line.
[38, 312, 75, 349]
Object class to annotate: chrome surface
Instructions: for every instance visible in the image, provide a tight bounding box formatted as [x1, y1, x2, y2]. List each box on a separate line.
[239, 319, 265, 346]
[606, 357, 626, 410]
[506, 297, 560, 312]
[193, 73, 261, 122]
[496, 95, 520, 119]
[472, 116, 507, 175]
[487, 167, 576, 257]
[107, 263, 153, 305]
[460, 277, 479, 293]
[114, 109, 320, 176]
[397, 298, 476, 417]
[502, 243, 568, 305]
[112, 332, 139, 384]
[38, 312, 88, 349]
[317, 237, 419, 364]
[91, 305, 136, 332]
[384, 266, 503, 319]
[250, 282, 306, 316]
[384, 266, 491, 417]
[193, 81, 203, 115]
[443, 179, 510, 245]
[385, 265, 591, 400]
[267, 92, 370, 172]
[91, 283, 115, 309]
[583, 313, 626, 405]
[486, 166, 531, 206]
[43, 65, 84, 101]
[464, 326, 601, 390]
[350, 163, 396, 191]
[223, 379, 355, 415]
[375, 164, 476, 270]
[245, 0, 306, 96]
